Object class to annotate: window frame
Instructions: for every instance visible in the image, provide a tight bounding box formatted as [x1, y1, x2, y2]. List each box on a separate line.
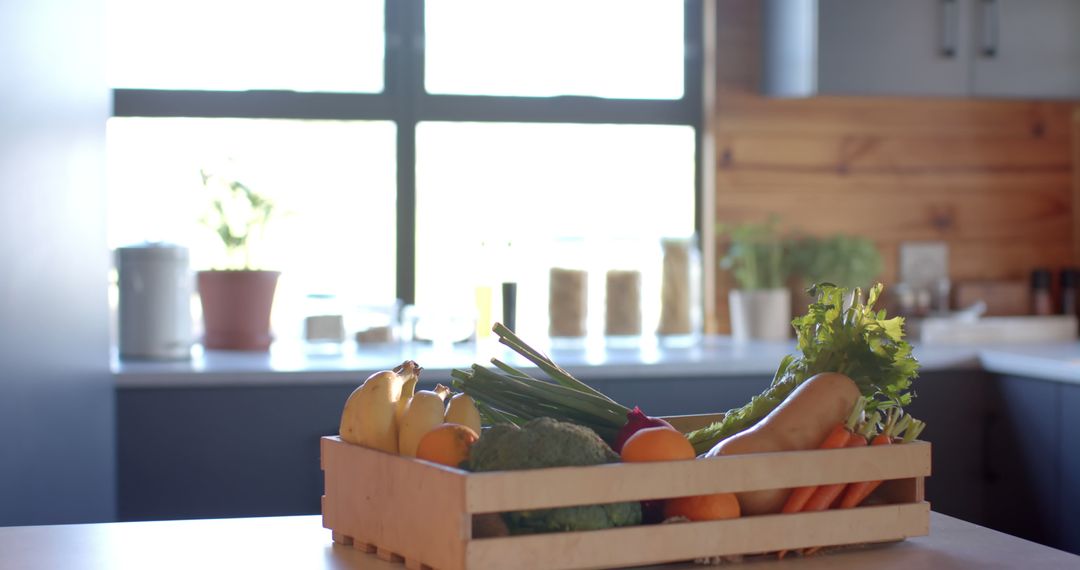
[112, 0, 705, 306]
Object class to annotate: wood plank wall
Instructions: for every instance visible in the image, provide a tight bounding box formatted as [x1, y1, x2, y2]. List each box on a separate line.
[712, 0, 1076, 332]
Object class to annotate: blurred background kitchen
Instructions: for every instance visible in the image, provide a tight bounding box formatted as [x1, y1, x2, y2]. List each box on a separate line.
[4, 0, 1080, 556]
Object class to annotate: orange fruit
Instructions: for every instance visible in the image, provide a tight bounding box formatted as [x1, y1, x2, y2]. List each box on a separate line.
[663, 493, 741, 522]
[620, 426, 695, 462]
[415, 423, 479, 468]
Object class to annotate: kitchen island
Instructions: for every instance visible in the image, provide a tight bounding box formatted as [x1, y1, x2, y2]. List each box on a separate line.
[1, 512, 1076, 569]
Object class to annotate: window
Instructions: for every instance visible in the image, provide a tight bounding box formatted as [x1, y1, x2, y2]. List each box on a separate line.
[109, 0, 703, 344]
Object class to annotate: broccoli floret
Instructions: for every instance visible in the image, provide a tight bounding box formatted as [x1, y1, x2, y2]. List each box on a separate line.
[467, 417, 641, 534]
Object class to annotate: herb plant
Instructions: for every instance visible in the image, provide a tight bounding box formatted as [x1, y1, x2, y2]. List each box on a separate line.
[198, 169, 275, 270]
[717, 218, 791, 290]
[790, 235, 883, 290]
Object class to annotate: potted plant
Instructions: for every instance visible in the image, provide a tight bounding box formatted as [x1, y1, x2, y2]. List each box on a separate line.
[790, 234, 884, 298]
[195, 169, 280, 351]
[718, 219, 793, 342]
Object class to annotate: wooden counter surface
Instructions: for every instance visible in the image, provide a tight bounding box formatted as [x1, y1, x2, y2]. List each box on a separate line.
[1, 512, 1076, 570]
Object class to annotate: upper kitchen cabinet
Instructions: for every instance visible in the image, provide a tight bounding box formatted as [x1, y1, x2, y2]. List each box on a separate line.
[814, 0, 1080, 99]
[970, 0, 1080, 98]
[818, 0, 971, 96]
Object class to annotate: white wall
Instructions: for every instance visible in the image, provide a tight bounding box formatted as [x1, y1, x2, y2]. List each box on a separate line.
[0, 0, 115, 524]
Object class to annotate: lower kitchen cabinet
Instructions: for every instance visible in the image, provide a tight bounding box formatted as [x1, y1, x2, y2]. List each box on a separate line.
[904, 371, 988, 525]
[984, 375, 1062, 549]
[1061, 383, 1080, 554]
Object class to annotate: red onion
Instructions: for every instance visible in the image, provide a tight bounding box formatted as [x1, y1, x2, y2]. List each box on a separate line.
[613, 406, 675, 453]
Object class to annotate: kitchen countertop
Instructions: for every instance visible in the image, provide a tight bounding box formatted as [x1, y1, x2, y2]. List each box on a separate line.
[976, 342, 1080, 384]
[1, 512, 1076, 569]
[112, 336, 988, 388]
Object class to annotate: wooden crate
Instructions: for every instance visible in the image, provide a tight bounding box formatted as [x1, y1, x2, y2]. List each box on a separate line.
[321, 414, 931, 570]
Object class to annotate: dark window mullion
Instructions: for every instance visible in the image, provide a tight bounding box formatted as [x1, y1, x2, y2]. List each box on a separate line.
[685, 0, 705, 244]
[387, 0, 423, 305]
[112, 89, 393, 120]
[415, 94, 696, 125]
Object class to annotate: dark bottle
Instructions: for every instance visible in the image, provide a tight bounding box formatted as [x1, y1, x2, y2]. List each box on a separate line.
[1031, 268, 1054, 316]
[1061, 268, 1078, 317]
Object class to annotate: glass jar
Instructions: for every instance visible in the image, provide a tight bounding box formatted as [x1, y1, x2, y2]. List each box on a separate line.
[303, 293, 346, 354]
[656, 237, 702, 346]
[602, 237, 650, 347]
[548, 238, 589, 343]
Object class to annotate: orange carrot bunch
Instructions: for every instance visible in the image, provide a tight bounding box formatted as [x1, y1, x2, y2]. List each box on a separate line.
[778, 404, 926, 560]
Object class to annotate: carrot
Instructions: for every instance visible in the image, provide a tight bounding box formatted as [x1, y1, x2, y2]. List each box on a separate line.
[802, 427, 870, 511]
[779, 398, 866, 513]
[777, 399, 866, 560]
[838, 413, 920, 509]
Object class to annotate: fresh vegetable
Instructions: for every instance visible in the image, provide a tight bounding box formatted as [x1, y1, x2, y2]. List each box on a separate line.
[339, 361, 422, 453]
[445, 392, 483, 435]
[398, 385, 451, 457]
[415, 423, 479, 468]
[704, 372, 862, 515]
[466, 417, 642, 534]
[800, 420, 871, 512]
[614, 407, 676, 453]
[451, 324, 637, 445]
[779, 397, 867, 514]
[687, 283, 920, 454]
[395, 367, 420, 423]
[839, 412, 924, 509]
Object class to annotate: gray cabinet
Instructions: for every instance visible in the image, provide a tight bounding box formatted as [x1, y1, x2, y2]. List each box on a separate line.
[819, 0, 971, 96]
[971, 0, 1080, 98]
[1062, 383, 1080, 554]
[984, 375, 1061, 549]
[817, 0, 1080, 99]
[904, 371, 988, 524]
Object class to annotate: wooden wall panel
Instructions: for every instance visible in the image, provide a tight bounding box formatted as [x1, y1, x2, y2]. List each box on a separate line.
[712, 0, 1077, 332]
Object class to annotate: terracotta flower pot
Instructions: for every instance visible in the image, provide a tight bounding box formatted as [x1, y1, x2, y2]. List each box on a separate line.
[197, 270, 280, 351]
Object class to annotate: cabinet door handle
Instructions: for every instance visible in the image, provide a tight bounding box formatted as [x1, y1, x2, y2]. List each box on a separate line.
[940, 0, 958, 58]
[981, 0, 999, 57]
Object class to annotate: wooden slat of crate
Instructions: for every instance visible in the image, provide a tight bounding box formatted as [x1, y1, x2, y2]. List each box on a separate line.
[322, 437, 469, 570]
[465, 502, 930, 570]
[463, 442, 931, 513]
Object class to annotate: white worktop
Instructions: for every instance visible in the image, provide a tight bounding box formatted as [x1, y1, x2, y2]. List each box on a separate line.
[977, 342, 1080, 384]
[113, 335, 995, 389]
[1, 513, 1076, 569]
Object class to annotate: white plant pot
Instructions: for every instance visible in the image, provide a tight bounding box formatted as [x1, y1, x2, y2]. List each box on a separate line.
[729, 288, 793, 342]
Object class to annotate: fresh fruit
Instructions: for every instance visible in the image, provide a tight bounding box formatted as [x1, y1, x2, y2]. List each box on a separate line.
[415, 423, 479, 468]
[399, 385, 451, 457]
[339, 361, 422, 454]
[444, 392, 482, 435]
[620, 426, 695, 462]
[663, 493, 741, 522]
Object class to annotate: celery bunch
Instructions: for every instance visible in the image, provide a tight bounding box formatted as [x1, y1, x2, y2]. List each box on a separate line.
[686, 283, 920, 454]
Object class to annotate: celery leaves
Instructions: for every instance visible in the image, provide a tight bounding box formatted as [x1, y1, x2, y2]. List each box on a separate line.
[687, 282, 919, 454]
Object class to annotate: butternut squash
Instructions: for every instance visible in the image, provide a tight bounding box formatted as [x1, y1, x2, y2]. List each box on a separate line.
[398, 385, 451, 457]
[705, 372, 861, 515]
[444, 392, 483, 435]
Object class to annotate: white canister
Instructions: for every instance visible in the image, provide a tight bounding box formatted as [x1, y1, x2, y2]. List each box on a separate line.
[117, 243, 193, 360]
